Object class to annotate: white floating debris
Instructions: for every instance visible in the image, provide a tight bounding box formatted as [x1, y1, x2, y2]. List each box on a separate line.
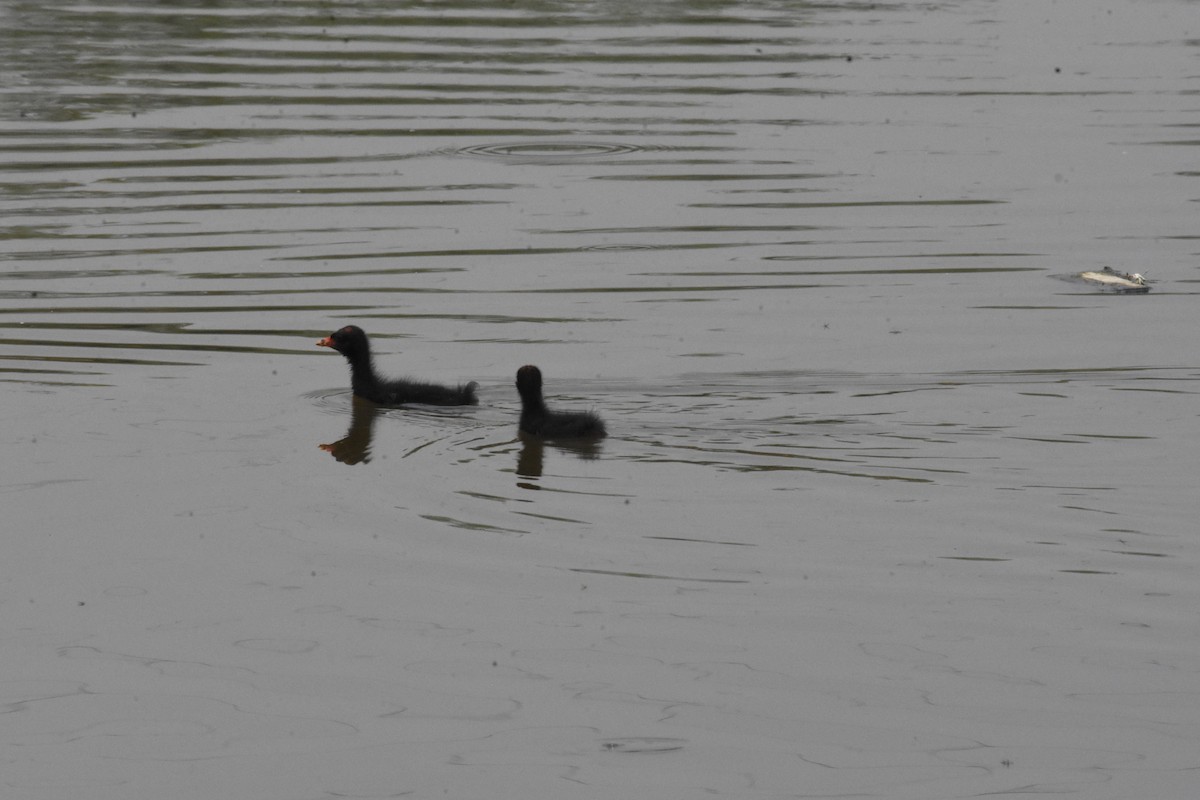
[1061, 266, 1151, 293]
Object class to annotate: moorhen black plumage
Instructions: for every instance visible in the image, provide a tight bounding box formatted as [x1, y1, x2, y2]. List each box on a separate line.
[317, 325, 478, 406]
[515, 364, 606, 439]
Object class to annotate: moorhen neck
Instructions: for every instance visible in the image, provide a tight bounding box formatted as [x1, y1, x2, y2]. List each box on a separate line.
[317, 325, 478, 406]
[515, 364, 606, 439]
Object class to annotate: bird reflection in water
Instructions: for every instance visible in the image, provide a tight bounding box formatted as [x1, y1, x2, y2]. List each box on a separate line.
[516, 430, 601, 481]
[318, 396, 605, 472]
[319, 395, 380, 465]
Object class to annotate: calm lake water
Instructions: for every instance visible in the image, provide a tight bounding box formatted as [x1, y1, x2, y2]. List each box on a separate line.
[3, 1, 1199, 797]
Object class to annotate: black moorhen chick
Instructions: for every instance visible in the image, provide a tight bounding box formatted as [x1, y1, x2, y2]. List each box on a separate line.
[317, 325, 478, 406]
[515, 364, 606, 439]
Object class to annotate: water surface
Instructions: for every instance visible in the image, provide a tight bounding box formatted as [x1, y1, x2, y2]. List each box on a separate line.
[3, 1, 1199, 798]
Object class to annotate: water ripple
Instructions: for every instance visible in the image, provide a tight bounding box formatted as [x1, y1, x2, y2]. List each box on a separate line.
[451, 141, 652, 162]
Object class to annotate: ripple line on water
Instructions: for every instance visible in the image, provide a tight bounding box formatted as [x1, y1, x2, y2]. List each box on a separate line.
[448, 140, 668, 162]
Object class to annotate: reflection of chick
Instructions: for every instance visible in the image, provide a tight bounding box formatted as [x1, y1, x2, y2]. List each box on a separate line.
[516, 435, 544, 479]
[319, 396, 379, 465]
